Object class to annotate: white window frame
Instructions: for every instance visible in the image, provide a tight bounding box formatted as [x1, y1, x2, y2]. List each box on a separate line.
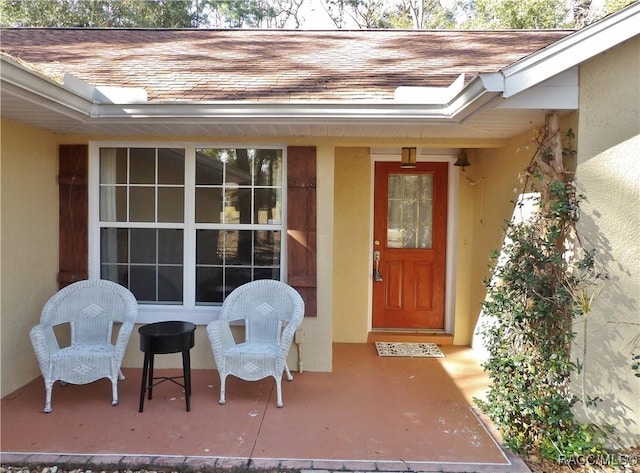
[88, 141, 288, 324]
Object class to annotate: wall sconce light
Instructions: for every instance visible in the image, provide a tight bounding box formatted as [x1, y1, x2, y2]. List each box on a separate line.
[454, 150, 470, 170]
[401, 147, 417, 168]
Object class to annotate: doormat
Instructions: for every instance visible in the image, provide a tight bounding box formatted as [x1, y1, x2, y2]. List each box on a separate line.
[375, 342, 445, 358]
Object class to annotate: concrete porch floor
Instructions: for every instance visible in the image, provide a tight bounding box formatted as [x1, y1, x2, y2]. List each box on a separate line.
[1, 343, 530, 472]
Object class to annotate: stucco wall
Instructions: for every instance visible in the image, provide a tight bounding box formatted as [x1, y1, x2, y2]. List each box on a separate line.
[332, 147, 371, 342]
[469, 134, 538, 341]
[1, 119, 59, 397]
[574, 36, 640, 446]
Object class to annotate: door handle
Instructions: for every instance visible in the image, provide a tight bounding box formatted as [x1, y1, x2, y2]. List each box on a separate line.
[373, 251, 383, 282]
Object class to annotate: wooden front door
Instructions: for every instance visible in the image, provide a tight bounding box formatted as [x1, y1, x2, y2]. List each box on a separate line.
[372, 162, 448, 330]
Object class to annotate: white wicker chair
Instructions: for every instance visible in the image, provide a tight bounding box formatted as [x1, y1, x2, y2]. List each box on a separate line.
[207, 280, 305, 407]
[29, 279, 138, 413]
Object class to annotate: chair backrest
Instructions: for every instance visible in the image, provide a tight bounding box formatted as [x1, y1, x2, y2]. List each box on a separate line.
[220, 280, 305, 344]
[40, 279, 138, 345]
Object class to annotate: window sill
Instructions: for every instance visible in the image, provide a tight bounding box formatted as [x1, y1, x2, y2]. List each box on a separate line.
[136, 304, 221, 325]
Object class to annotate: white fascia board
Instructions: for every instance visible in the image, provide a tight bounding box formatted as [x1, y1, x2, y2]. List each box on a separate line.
[95, 72, 505, 124]
[502, 2, 640, 98]
[1, 56, 94, 119]
[497, 67, 579, 110]
[446, 73, 504, 120]
[94, 101, 455, 124]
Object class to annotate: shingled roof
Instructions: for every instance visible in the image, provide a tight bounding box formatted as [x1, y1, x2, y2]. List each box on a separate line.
[0, 28, 572, 102]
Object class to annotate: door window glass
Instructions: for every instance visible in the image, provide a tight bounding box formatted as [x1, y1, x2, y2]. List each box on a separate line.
[387, 174, 433, 249]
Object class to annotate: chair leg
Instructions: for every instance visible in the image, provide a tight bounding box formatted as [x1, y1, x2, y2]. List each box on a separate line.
[219, 374, 227, 405]
[118, 368, 126, 381]
[111, 378, 119, 406]
[284, 361, 294, 381]
[44, 380, 53, 413]
[275, 376, 283, 408]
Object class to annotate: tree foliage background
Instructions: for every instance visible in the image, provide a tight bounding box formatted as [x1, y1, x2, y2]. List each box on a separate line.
[0, 0, 636, 29]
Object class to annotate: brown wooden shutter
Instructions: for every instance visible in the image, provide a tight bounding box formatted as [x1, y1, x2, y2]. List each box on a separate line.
[58, 144, 89, 289]
[287, 146, 317, 317]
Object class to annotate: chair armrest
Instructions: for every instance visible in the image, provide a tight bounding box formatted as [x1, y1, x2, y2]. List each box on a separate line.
[277, 322, 298, 360]
[207, 320, 236, 359]
[29, 324, 59, 368]
[114, 320, 134, 363]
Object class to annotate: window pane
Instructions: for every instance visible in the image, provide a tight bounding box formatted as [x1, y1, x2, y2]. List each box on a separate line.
[158, 187, 184, 222]
[100, 186, 127, 222]
[130, 187, 155, 222]
[100, 148, 127, 184]
[226, 149, 252, 186]
[196, 229, 220, 265]
[130, 148, 155, 184]
[158, 229, 183, 264]
[254, 230, 280, 266]
[101, 264, 127, 287]
[158, 266, 183, 302]
[196, 187, 223, 223]
[130, 265, 156, 302]
[224, 188, 251, 224]
[101, 227, 128, 263]
[254, 267, 280, 280]
[196, 149, 224, 185]
[255, 189, 280, 224]
[223, 230, 252, 265]
[224, 268, 252, 296]
[254, 149, 282, 187]
[388, 175, 401, 198]
[158, 148, 184, 185]
[196, 267, 223, 304]
[130, 228, 156, 264]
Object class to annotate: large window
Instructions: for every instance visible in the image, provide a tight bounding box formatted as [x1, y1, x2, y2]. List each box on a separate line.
[95, 145, 284, 310]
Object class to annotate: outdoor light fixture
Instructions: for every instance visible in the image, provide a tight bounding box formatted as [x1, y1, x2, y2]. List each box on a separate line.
[454, 150, 470, 170]
[401, 147, 417, 168]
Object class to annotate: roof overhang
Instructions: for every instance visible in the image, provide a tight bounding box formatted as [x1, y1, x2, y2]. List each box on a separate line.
[3, 2, 638, 139]
[0, 56, 551, 139]
[1, 54, 503, 124]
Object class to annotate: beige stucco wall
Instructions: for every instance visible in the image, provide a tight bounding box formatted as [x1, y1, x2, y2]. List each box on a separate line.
[573, 36, 640, 446]
[332, 147, 371, 343]
[1, 119, 60, 397]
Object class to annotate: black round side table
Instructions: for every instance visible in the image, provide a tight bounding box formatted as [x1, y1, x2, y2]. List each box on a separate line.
[138, 321, 196, 412]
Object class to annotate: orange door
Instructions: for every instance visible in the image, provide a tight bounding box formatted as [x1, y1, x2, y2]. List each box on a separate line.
[372, 162, 448, 329]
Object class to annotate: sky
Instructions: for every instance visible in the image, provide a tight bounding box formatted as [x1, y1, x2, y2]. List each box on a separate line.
[295, 0, 362, 29]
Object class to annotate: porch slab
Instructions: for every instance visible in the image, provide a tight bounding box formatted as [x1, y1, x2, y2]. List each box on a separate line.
[1, 344, 530, 472]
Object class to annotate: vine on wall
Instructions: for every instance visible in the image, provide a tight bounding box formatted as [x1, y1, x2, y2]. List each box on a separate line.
[475, 113, 610, 460]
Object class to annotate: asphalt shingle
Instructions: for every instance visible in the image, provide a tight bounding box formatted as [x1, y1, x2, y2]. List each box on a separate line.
[1, 28, 573, 102]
